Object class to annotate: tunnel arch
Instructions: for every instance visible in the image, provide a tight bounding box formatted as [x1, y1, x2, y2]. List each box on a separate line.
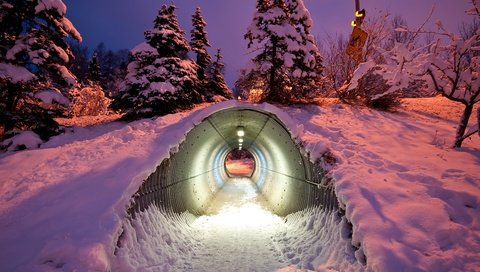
[128, 103, 338, 217]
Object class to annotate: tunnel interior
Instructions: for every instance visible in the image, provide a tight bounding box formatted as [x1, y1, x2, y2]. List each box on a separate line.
[128, 106, 338, 217]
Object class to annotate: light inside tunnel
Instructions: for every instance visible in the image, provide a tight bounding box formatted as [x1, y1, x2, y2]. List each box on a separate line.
[128, 105, 338, 217]
[237, 126, 245, 137]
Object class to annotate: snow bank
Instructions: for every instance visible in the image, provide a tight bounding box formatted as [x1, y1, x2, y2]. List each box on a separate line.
[274, 208, 361, 271]
[0, 99, 479, 271]
[114, 208, 199, 271]
[284, 99, 480, 271]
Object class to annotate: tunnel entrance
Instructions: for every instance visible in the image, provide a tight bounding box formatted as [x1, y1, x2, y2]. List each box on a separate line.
[127, 105, 338, 217]
[225, 148, 255, 177]
[116, 104, 358, 271]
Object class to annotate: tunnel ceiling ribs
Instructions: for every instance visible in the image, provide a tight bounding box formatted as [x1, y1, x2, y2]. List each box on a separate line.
[127, 107, 339, 218]
[206, 117, 230, 146]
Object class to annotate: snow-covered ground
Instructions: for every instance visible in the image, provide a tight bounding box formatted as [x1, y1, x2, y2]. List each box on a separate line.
[115, 178, 359, 271]
[0, 98, 479, 271]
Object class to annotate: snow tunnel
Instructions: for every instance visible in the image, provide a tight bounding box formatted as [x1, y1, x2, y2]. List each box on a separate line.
[127, 105, 338, 217]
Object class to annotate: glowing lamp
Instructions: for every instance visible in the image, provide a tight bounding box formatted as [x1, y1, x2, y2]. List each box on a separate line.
[355, 10, 365, 18]
[237, 126, 245, 137]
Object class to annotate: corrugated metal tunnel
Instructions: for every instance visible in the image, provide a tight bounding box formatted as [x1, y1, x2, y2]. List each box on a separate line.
[128, 106, 338, 217]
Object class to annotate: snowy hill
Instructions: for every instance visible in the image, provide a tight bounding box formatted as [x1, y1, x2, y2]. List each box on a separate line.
[0, 98, 479, 271]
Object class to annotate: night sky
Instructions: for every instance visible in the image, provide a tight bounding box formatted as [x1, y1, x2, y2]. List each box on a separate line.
[64, 0, 473, 86]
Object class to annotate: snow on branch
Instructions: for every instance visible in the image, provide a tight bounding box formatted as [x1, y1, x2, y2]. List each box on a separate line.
[0, 63, 36, 83]
[35, 0, 67, 15]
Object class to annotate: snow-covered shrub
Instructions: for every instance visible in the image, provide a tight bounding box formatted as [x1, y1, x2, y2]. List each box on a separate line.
[343, 42, 428, 111]
[341, 67, 401, 111]
[0, 130, 43, 151]
[69, 84, 111, 117]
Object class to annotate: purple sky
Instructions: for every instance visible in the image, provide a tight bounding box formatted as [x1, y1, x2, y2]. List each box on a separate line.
[64, 0, 473, 86]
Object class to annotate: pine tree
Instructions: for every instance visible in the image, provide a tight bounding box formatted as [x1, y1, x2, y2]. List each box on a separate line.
[190, 7, 212, 89]
[242, 0, 323, 103]
[87, 52, 102, 84]
[286, 0, 323, 98]
[68, 41, 90, 83]
[208, 48, 232, 100]
[244, 0, 294, 103]
[0, 0, 82, 140]
[113, 4, 199, 118]
[145, 5, 190, 58]
[91, 43, 129, 96]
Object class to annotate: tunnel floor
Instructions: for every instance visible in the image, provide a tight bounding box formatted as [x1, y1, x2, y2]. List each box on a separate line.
[116, 177, 361, 271]
[189, 178, 289, 271]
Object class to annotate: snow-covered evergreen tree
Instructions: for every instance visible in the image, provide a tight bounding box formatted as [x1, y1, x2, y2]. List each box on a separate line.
[244, 0, 294, 103]
[87, 52, 101, 84]
[243, 0, 322, 103]
[114, 4, 200, 118]
[145, 5, 190, 58]
[286, 0, 323, 98]
[190, 7, 212, 95]
[207, 48, 232, 100]
[0, 0, 81, 140]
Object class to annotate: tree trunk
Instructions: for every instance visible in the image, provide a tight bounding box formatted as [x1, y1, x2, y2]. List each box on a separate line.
[3, 83, 20, 133]
[453, 103, 474, 148]
[5, 84, 18, 112]
[477, 108, 480, 137]
[268, 37, 278, 102]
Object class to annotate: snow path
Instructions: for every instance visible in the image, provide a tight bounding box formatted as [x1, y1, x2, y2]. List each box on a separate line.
[114, 177, 360, 271]
[189, 178, 288, 272]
